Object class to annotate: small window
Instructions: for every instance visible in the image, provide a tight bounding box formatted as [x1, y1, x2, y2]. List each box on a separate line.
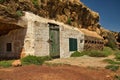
[6, 43, 12, 52]
[80, 40, 83, 43]
[69, 38, 77, 51]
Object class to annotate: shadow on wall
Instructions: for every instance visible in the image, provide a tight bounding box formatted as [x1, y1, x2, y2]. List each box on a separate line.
[0, 23, 27, 60]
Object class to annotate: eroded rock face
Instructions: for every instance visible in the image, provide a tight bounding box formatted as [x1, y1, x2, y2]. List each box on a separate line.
[117, 32, 120, 43]
[0, 0, 100, 30]
[0, 0, 120, 49]
[99, 28, 119, 48]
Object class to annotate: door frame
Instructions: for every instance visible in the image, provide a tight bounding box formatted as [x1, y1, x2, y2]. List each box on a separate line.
[48, 23, 60, 58]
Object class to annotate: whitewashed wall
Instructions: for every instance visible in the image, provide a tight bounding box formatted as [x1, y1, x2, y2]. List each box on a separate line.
[0, 12, 84, 58]
[19, 12, 84, 58]
[60, 25, 84, 58]
[34, 22, 49, 56]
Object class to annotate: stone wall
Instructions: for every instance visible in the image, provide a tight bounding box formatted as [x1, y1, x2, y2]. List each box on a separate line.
[84, 35, 104, 50]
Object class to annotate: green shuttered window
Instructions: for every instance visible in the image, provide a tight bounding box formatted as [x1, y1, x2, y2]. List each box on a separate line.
[69, 38, 77, 51]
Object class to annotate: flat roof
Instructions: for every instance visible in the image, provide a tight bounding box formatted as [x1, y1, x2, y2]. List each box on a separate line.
[80, 29, 103, 39]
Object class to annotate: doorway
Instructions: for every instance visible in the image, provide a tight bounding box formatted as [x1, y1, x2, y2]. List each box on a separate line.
[49, 23, 60, 58]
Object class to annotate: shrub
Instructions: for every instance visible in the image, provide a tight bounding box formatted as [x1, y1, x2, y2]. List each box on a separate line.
[103, 59, 115, 64]
[105, 65, 119, 72]
[0, 0, 5, 3]
[40, 56, 52, 61]
[114, 75, 120, 80]
[32, 0, 38, 5]
[102, 47, 113, 55]
[32, 0, 39, 8]
[16, 10, 23, 17]
[80, 51, 90, 55]
[88, 47, 114, 57]
[103, 59, 120, 65]
[115, 54, 120, 61]
[106, 40, 117, 50]
[67, 17, 72, 25]
[106, 33, 118, 50]
[71, 51, 84, 57]
[0, 60, 13, 68]
[88, 50, 108, 57]
[21, 55, 52, 65]
[71, 48, 114, 58]
[114, 50, 120, 55]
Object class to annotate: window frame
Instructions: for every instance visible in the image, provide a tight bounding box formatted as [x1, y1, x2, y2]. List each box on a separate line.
[69, 38, 78, 51]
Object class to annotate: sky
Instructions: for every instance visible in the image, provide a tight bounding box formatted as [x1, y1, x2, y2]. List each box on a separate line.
[80, 0, 120, 32]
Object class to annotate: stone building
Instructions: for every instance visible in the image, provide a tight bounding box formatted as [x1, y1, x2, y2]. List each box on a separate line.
[80, 29, 104, 50]
[0, 12, 84, 59]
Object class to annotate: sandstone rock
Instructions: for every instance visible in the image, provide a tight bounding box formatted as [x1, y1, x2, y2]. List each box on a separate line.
[0, 0, 100, 30]
[95, 28, 101, 35]
[12, 60, 22, 67]
[69, 0, 80, 3]
[117, 32, 120, 42]
[56, 15, 68, 23]
[63, 8, 70, 17]
[106, 75, 113, 80]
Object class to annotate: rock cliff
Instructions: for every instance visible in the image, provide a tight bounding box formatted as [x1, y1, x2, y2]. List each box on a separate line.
[0, 0, 119, 47]
[0, 0, 100, 30]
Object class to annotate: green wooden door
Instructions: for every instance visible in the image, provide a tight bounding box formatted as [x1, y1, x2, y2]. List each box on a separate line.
[49, 25, 60, 58]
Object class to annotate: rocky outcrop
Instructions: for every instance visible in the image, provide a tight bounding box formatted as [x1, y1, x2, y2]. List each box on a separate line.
[0, 0, 100, 30]
[99, 27, 119, 49]
[117, 32, 120, 43]
[0, 0, 119, 49]
[12, 60, 22, 67]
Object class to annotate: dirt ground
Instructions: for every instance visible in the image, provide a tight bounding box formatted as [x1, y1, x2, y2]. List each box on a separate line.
[46, 55, 115, 68]
[0, 55, 120, 80]
[0, 64, 119, 80]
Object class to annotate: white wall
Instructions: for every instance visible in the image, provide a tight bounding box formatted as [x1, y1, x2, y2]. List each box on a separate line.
[60, 25, 84, 58]
[34, 22, 49, 56]
[16, 12, 84, 58]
